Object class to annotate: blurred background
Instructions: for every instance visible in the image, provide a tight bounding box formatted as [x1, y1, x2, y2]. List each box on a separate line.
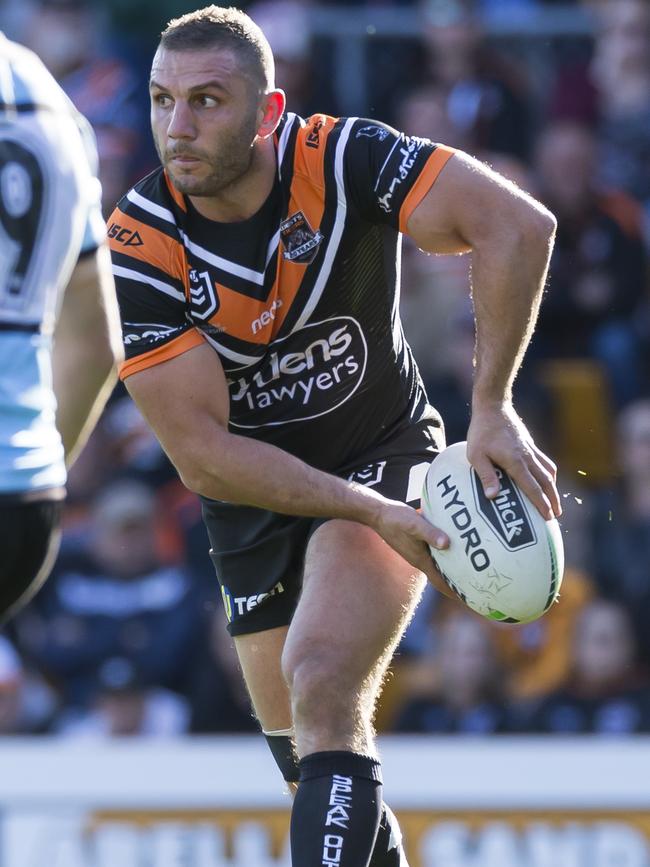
[1, 0, 650, 863]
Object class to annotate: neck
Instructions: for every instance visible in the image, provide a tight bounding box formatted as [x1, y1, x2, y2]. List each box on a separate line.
[189, 136, 276, 223]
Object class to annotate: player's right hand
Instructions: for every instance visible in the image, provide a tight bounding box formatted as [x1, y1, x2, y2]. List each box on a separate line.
[372, 500, 456, 599]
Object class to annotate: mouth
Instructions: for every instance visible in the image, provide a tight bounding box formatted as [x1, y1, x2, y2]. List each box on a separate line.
[168, 154, 201, 166]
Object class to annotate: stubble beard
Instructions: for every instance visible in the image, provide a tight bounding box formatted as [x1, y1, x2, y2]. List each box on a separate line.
[158, 113, 258, 197]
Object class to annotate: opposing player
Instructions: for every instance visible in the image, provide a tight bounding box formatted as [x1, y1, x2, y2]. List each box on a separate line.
[0, 34, 123, 623]
[109, 7, 561, 865]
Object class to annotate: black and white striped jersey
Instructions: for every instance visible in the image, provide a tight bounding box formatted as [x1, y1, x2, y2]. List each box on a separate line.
[110, 112, 454, 471]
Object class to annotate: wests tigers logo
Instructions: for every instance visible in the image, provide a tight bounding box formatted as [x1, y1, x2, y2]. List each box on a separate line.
[280, 211, 323, 265]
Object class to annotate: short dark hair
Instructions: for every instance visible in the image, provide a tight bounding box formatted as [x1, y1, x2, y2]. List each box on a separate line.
[159, 5, 275, 92]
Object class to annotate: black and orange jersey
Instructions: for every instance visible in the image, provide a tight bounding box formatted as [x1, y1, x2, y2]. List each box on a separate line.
[109, 113, 454, 471]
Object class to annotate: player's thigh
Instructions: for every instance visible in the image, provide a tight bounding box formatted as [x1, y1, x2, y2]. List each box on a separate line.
[204, 506, 311, 731]
[282, 518, 427, 697]
[233, 624, 292, 732]
[282, 418, 441, 694]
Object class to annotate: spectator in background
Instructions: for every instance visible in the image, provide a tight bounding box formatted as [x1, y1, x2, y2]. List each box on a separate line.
[189, 608, 259, 734]
[589, 399, 650, 664]
[418, 306, 475, 445]
[0, 636, 57, 734]
[23, 0, 150, 215]
[550, 1, 650, 230]
[411, 301, 552, 448]
[418, 0, 532, 160]
[494, 567, 594, 701]
[517, 599, 650, 734]
[100, 396, 215, 586]
[0, 637, 23, 734]
[12, 480, 204, 716]
[591, 0, 650, 222]
[58, 656, 190, 737]
[532, 119, 648, 406]
[55, 426, 117, 556]
[101, 395, 176, 490]
[393, 611, 510, 734]
[247, 1, 315, 117]
[396, 83, 473, 420]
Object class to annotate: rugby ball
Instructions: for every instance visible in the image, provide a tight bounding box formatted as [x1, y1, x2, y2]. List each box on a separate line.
[421, 441, 564, 623]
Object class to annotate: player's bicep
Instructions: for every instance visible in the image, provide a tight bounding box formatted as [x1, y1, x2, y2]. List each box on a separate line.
[405, 150, 551, 255]
[125, 342, 230, 476]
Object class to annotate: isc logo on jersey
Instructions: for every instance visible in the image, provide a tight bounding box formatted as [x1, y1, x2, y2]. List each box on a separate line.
[228, 317, 368, 428]
[107, 223, 143, 247]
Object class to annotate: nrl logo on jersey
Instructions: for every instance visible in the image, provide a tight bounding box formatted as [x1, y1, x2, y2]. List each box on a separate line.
[280, 211, 324, 265]
[188, 267, 219, 320]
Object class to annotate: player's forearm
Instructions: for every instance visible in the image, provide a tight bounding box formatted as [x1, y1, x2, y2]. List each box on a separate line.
[470, 208, 556, 408]
[54, 364, 117, 464]
[53, 246, 124, 465]
[179, 428, 384, 526]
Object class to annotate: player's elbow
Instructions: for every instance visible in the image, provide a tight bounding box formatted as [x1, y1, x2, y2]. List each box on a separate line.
[177, 464, 229, 501]
[173, 440, 231, 502]
[517, 200, 557, 250]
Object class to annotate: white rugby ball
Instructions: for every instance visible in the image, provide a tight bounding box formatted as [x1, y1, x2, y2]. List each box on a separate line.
[421, 441, 564, 623]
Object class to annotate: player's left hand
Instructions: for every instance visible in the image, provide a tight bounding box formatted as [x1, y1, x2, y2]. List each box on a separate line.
[467, 400, 562, 520]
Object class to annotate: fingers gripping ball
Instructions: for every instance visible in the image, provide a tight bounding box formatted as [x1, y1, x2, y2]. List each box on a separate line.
[421, 442, 564, 623]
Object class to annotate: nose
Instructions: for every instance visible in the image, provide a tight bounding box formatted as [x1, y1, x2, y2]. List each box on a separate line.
[167, 101, 196, 140]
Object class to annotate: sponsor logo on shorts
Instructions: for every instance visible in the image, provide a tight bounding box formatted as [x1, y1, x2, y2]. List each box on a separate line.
[280, 211, 324, 264]
[221, 581, 285, 621]
[228, 317, 368, 429]
[472, 467, 537, 551]
[376, 137, 427, 215]
[348, 461, 386, 488]
[356, 124, 390, 141]
[221, 585, 233, 622]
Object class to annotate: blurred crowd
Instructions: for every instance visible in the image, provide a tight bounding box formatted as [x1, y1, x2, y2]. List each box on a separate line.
[0, 0, 649, 738]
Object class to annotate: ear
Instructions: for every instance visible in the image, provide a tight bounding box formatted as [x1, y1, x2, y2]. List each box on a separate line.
[257, 89, 286, 139]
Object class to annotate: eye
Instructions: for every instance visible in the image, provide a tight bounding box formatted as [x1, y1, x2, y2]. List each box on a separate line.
[153, 93, 172, 107]
[194, 94, 219, 108]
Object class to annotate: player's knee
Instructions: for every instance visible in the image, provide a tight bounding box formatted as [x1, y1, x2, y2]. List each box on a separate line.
[282, 646, 356, 730]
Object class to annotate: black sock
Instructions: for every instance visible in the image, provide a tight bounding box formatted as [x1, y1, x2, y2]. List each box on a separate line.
[290, 750, 383, 867]
[369, 803, 408, 866]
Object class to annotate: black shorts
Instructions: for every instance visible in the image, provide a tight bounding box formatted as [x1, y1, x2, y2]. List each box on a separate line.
[0, 492, 64, 623]
[202, 417, 444, 636]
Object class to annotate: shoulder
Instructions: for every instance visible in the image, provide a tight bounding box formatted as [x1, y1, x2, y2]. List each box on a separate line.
[1, 35, 67, 112]
[114, 168, 175, 222]
[109, 168, 184, 255]
[287, 112, 372, 164]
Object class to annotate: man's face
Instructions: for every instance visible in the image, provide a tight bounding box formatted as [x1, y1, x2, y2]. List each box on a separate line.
[150, 46, 262, 197]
